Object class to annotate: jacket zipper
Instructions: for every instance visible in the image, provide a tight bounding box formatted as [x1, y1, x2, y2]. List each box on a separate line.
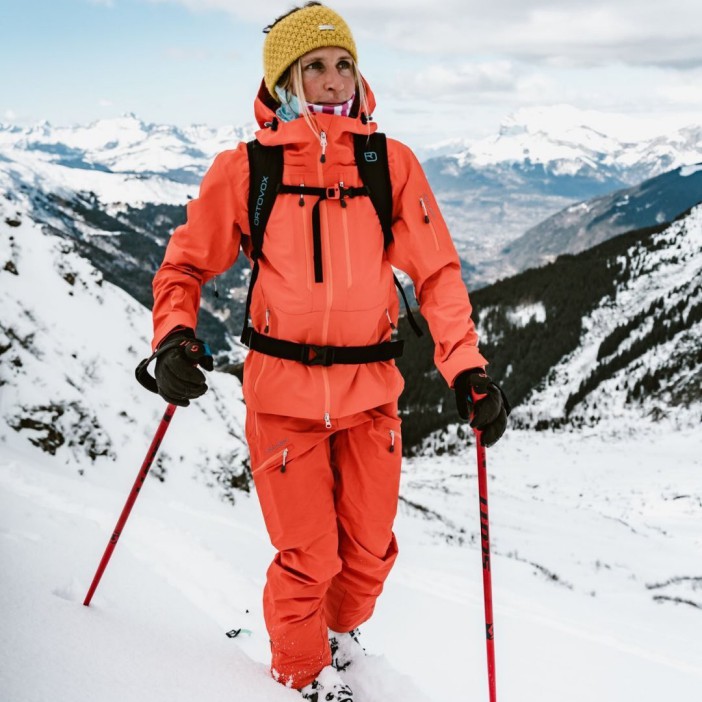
[320, 130, 328, 163]
[389, 430, 396, 453]
[318, 150, 333, 428]
[254, 446, 290, 475]
[264, 308, 270, 334]
[385, 308, 396, 331]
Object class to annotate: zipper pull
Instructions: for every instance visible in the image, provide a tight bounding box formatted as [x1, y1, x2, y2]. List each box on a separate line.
[264, 308, 270, 334]
[320, 131, 327, 163]
[299, 182, 305, 207]
[212, 276, 220, 298]
[389, 430, 395, 453]
[280, 447, 288, 473]
[419, 197, 430, 223]
[385, 308, 396, 331]
[324, 412, 332, 429]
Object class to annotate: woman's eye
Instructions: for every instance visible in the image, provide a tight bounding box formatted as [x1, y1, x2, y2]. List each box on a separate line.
[337, 60, 352, 71]
[304, 61, 324, 71]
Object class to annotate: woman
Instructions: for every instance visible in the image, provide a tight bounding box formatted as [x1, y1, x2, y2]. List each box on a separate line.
[150, 3, 509, 699]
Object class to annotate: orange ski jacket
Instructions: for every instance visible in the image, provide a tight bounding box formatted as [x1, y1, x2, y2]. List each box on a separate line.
[152, 79, 488, 423]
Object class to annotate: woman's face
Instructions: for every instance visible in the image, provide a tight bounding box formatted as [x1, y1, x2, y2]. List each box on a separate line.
[297, 46, 355, 105]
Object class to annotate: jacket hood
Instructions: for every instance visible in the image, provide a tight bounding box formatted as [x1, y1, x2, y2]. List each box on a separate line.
[253, 75, 378, 145]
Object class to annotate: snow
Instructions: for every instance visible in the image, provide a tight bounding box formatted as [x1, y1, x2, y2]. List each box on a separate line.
[2, 120, 702, 702]
[2, 428, 701, 701]
[680, 163, 702, 177]
[0, 115, 256, 207]
[513, 205, 702, 430]
[448, 105, 702, 174]
[506, 301, 547, 327]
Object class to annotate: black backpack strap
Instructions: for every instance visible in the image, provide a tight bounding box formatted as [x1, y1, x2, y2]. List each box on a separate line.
[354, 133, 423, 337]
[353, 133, 393, 248]
[242, 140, 284, 344]
[245, 329, 404, 366]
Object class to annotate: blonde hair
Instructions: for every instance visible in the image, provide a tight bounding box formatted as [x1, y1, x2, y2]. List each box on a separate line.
[279, 59, 371, 137]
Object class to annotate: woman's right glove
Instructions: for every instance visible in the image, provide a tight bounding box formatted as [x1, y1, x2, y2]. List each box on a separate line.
[154, 328, 213, 407]
[454, 369, 511, 447]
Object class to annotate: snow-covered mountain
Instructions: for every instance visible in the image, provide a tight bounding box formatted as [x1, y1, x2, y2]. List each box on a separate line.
[3, 110, 700, 452]
[1, 199, 700, 699]
[0, 175, 249, 498]
[401, 205, 702, 452]
[510, 205, 702, 431]
[2, 107, 700, 288]
[0, 113, 255, 188]
[421, 106, 702, 284]
[502, 163, 702, 274]
[449, 105, 702, 180]
[2, 113, 701, 702]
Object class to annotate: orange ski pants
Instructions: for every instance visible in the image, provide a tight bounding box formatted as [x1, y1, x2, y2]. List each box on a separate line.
[246, 402, 402, 689]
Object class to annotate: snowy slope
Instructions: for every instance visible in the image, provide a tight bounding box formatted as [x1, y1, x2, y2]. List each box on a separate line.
[510, 206, 702, 431]
[1, 424, 700, 701]
[2, 145, 701, 702]
[0, 174, 249, 497]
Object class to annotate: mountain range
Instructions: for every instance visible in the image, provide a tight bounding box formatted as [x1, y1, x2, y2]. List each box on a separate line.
[2, 109, 700, 702]
[1, 107, 701, 456]
[2, 106, 700, 287]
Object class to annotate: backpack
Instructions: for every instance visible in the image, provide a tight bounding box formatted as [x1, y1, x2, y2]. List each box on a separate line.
[240, 132, 422, 367]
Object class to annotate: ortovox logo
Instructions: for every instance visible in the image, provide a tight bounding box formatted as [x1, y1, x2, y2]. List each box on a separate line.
[364, 151, 378, 162]
[253, 175, 269, 227]
[318, 24, 335, 31]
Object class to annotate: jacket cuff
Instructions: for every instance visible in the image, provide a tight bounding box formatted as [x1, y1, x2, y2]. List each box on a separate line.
[152, 312, 199, 351]
[440, 350, 489, 388]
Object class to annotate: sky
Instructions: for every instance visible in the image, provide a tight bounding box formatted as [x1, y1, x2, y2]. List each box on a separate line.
[2, 0, 702, 149]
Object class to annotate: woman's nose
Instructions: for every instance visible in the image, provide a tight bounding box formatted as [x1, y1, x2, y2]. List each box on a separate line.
[324, 71, 345, 92]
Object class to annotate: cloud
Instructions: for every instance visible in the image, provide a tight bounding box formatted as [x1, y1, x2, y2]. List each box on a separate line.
[142, 0, 702, 70]
[4, 109, 17, 120]
[393, 61, 519, 103]
[658, 70, 702, 104]
[98, 99, 113, 107]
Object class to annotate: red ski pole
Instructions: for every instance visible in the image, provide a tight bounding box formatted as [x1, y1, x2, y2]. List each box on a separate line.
[474, 428, 497, 702]
[83, 403, 177, 606]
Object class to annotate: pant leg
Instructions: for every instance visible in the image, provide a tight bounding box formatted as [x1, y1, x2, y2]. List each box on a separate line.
[323, 403, 402, 633]
[246, 410, 340, 689]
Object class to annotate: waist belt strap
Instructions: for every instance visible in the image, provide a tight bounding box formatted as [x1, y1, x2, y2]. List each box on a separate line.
[242, 329, 404, 366]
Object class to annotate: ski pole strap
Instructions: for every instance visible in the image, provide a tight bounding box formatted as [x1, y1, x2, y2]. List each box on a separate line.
[135, 337, 213, 394]
[241, 328, 404, 366]
[393, 274, 424, 337]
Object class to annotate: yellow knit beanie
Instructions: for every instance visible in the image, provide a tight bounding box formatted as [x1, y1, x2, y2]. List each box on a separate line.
[263, 3, 358, 100]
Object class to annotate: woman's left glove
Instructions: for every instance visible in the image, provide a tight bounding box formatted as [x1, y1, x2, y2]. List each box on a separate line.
[454, 369, 511, 447]
[154, 328, 213, 407]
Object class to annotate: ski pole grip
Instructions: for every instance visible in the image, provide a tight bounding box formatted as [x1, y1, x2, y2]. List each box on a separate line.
[468, 373, 490, 441]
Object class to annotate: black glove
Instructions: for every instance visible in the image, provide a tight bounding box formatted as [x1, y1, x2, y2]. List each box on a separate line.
[154, 328, 213, 407]
[454, 369, 511, 447]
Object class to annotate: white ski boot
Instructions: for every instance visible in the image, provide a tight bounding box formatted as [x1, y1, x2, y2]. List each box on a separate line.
[299, 665, 354, 701]
[329, 628, 366, 672]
